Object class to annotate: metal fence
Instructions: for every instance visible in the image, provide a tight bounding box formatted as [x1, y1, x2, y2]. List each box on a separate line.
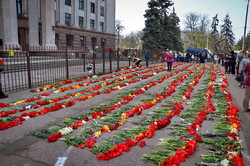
[0, 45, 162, 93]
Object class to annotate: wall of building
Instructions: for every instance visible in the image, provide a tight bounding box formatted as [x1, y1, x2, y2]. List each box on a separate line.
[0, 0, 116, 49]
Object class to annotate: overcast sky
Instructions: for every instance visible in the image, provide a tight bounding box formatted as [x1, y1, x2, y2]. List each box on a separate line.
[116, 0, 249, 42]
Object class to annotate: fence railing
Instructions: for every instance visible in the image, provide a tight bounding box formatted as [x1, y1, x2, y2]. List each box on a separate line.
[0, 45, 161, 93]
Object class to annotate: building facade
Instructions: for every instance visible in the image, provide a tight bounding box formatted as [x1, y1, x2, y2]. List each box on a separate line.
[0, 0, 116, 50]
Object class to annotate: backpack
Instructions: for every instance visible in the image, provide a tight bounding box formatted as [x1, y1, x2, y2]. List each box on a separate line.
[168, 54, 172, 59]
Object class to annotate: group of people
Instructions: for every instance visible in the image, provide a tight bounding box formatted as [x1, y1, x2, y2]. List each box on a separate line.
[133, 49, 174, 71]
[211, 51, 237, 74]
[132, 49, 250, 113]
[233, 51, 250, 112]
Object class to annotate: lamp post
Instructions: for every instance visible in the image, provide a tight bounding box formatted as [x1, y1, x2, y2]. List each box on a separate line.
[242, 0, 250, 51]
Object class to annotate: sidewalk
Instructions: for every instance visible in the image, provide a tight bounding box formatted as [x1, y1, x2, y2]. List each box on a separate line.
[224, 73, 250, 163]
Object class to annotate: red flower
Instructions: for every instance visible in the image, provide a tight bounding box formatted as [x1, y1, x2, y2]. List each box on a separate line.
[139, 141, 146, 147]
[85, 139, 96, 148]
[0, 59, 5, 67]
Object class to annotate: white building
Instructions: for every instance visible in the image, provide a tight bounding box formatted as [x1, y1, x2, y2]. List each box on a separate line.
[0, 0, 116, 50]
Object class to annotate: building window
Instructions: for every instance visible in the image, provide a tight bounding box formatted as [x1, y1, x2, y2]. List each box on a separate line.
[65, 13, 71, 26]
[90, 19, 95, 30]
[90, 2, 95, 13]
[100, 6, 104, 16]
[101, 38, 106, 48]
[65, 0, 71, 5]
[80, 36, 85, 47]
[91, 37, 97, 48]
[100, 22, 104, 32]
[16, 0, 22, 16]
[66, 34, 74, 47]
[79, 0, 84, 9]
[55, 33, 59, 47]
[79, 16, 84, 29]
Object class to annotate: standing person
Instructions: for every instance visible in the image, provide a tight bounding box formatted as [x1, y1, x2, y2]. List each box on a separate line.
[144, 49, 150, 67]
[239, 53, 250, 88]
[213, 53, 218, 64]
[191, 54, 195, 63]
[243, 61, 250, 112]
[165, 51, 174, 71]
[224, 53, 230, 73]
[0, 59, 7, 99]
[229, 51, 236, 74]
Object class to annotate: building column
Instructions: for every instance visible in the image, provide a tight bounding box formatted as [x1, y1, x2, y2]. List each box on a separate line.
[28, 0, 39, 46]
[84, 0, 88, 29]
[0, 0, 19, 48]
[95, 0, 99, 31]
[41, 0, 56, 47]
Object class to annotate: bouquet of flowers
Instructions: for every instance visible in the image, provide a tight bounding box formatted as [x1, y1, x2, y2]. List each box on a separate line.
[0, 59, 5, 72]
[0, 59, 5, 68]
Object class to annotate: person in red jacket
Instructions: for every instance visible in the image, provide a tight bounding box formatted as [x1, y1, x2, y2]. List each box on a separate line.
[243, 61, 250, 112]
[165, 51, 174, 71]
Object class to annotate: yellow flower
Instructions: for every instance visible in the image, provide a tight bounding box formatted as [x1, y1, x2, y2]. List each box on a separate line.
[151, 99, 157, 104]
[94, 131, 101, 136]
[232, 123, 238, 128]
[134, 133, 144, 140]
[74, 85, 80, 88]
[75, 93, 81, 96]
[14, 100, 25, 105]
[101, 82, 107, 86]
[44, 85, 50, 89]
[166, 111, 172, 115]
[229, 126, 238, 133]
[88, 96, 92, 99]
[121, 113, 127, 119]
[103, 125, 111, 132]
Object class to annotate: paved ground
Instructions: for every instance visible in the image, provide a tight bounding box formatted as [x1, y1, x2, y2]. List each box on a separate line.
[224, 73, 250, 164]
[0, 62, 250, 166]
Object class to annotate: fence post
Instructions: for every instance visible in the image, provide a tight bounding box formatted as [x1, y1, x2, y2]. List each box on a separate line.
[82, 54, 86, 72]
[93, 50, 96, 75]
[117, 48, 119, 71]
[102, 48, 105, 74]
[109, 49, 112, 72]
[26, 45, 32, 89]
[65, 47, 69, 79]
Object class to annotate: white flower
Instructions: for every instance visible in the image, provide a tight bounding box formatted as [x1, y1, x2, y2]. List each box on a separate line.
[220, 159, 229, 166]
[25, 105, 32, 110]
[82, 120, 87, 124]
[23, 116, 31, 120]
[59, 127, 73, 135]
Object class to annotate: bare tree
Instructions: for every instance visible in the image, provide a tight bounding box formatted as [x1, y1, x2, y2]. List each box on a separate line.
[184, 12, 200, 32]
[199, 14, 210, 33]
[115, 20, 125, 47]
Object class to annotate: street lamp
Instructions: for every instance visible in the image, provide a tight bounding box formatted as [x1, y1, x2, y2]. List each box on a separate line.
[242, 0, 250, 51]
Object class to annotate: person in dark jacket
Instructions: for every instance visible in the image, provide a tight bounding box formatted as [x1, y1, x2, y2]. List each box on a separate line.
[243, 61, 250, 112]
[229, 51, 236, 74]
[144, 49, 150, 67]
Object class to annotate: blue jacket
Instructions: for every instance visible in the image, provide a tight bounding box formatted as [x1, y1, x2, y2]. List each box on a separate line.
[145, 50, 150, 59]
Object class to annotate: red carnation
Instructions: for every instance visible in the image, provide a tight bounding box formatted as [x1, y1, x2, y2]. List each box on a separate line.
[139, 141, 146, 147]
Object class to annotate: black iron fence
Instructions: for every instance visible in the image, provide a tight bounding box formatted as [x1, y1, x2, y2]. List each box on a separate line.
[0, 45, 161, 93]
